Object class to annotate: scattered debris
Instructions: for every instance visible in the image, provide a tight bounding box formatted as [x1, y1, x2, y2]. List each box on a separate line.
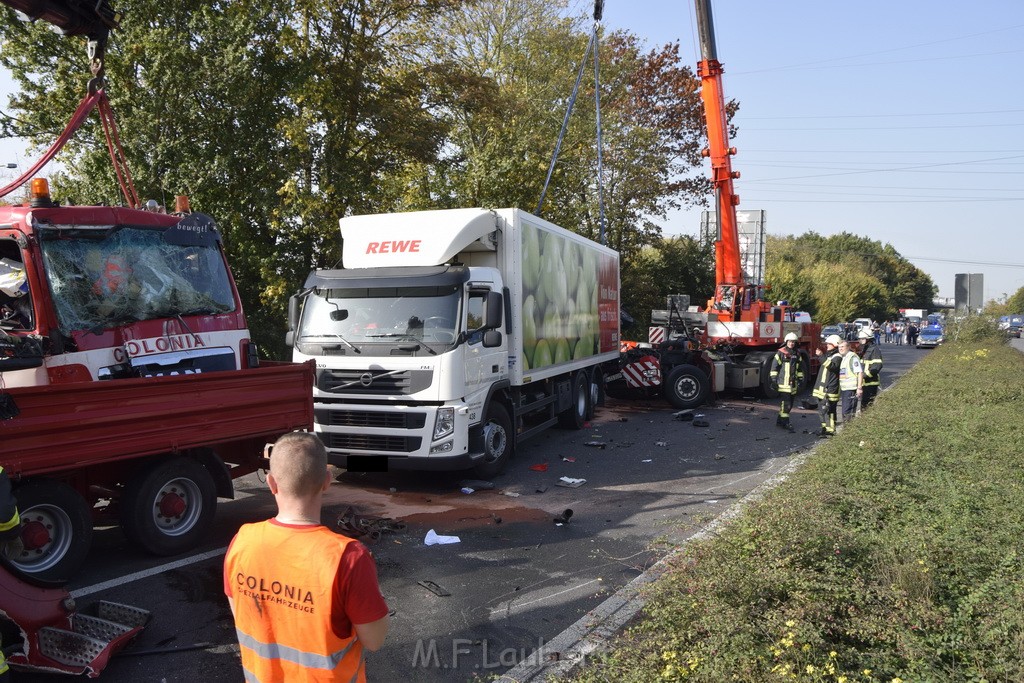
[502, 491, 521, 498]
[536, 484, 549, 493]
[529, 463, 550, 472]
[460, 487, 475, 494]
[655, 441, 668, 447]
[693, 419, 711, 428]
[801, 398, 819, 410]
[561, 456, 576, 463]
[755, 436, 770, 441]
[553, 509, 574, 525]
[418, 580, 451, 597]
[673, 409, 695, 421]
[424, 529, 460, 545]
[714, 453, 725, 460]
[614, 417, 629, 422]
[556, 477, 586, 488]
[584, 441, 606, 449]
[492, 514, 502, 524]
[642, 459, 652, 463]
[389, 487, 398, 493]
[858, 440, 865, 448]
[460, 479, 495, 490]
[336, 507, 405, 542]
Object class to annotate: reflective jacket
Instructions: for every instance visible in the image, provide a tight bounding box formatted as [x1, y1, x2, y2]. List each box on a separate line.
[812, 352, 842, 401]
[839, 351, 862, 391]
[861, 342, 884, 386]
[769, 346, 803, 393]
[226, 522, 365, 683]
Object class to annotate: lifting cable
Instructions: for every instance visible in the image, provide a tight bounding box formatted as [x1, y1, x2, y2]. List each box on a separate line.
[536, 0, 607, 245]
[0, 24, 139, 208]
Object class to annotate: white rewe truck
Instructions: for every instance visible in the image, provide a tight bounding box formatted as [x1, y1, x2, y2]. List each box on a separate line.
[287, 208, 620, 477]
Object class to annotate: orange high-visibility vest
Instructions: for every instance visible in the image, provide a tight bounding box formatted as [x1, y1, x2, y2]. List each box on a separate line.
[225, 522, 364, 683]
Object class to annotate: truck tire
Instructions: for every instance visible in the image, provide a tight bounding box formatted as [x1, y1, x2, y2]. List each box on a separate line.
[664, 364, 709, 409]
[586, 367, 604, 420]
[120, 457, 217, 557]
[10, 480, 93, 583]
[760, 357, 780, 398]
[473, 403, 513, 479]
[558, 371, 589, 429]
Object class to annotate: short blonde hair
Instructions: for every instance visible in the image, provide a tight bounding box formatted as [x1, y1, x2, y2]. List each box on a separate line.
[269, 432, 328, 497]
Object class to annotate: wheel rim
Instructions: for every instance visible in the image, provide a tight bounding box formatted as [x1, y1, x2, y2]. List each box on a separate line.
[151, 478, 203, 537]
[483, 420, 507, 464]
[575, 381, 587, 417]
[12, 504, 73, 574]
[589, 378, 600, 409]
[675, 376, 698, 400]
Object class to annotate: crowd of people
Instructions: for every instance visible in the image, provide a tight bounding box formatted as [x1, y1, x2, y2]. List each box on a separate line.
[772, 327, 883, 438]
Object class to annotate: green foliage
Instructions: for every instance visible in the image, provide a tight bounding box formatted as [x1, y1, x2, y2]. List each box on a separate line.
[766, 232, 936, 323]
[1006, 286, 1024, 314]
[0, 0, 709, 358]
[572, 341, 1024, 682]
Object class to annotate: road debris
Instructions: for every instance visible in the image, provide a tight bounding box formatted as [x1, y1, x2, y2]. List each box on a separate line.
[418, 580, 451, 597]
[556, 476, 586, 488]
[553, 509, 574, 525]
[536, 484, 549, 493]
[502, 491, 521, 498]
[460, 487, 475, 494]
[584, 441, 606, 449]
[424, 529, 460, 545]
[642, 459, 652, 463]
[693, 419, 711, 427]
[529, 463, 550, 472]
[673, 409, 694, 421]
[655, 440, 668, 447]
[561, 456, 576, 463]
[460, 479, 495, 490]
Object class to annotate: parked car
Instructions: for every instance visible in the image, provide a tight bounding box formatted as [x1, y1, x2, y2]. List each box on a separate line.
[1006, 314, 1023, 338]
[916, 325, 944, 349]
[852, 317, 873, 330]
[820, 324, 844, 341]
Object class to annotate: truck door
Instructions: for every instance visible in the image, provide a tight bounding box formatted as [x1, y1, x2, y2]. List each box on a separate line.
[463, 286, 506, 421]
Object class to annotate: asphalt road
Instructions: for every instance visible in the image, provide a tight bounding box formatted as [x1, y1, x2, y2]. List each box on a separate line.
[15, 344, 926, 683]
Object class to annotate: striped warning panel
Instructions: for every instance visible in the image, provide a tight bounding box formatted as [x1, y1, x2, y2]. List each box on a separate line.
[649, 327, 666, 344]
[623, 355, 662, 388]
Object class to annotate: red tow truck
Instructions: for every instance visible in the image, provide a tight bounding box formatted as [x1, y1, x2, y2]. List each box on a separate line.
[0, 0, 313, 675]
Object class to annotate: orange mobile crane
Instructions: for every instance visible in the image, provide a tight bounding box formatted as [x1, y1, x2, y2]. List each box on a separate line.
[608, 0, 821, 408]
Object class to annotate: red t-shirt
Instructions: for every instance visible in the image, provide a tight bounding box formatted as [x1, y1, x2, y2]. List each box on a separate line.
[224, 520, 389, 638]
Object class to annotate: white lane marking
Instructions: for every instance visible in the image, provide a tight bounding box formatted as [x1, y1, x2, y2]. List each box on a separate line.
[70, 547, 227, 599]
[490, 578, 602, 618]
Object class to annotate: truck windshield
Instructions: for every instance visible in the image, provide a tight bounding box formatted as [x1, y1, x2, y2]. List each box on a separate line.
[298, 285, 461, 356]
[39, 225, 236, 333]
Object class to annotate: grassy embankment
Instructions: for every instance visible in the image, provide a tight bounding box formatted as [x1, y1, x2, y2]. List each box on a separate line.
[574, 327, 1024, 682]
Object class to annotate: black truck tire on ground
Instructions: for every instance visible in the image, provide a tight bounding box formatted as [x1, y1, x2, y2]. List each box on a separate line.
[473, 403, 513, 479]
[120, 457, 217, 557]
[558, 371, 590, 429]
[664, 364, 709, 409]
[10, 480, 93, 583]
[586, 367, 604, 420]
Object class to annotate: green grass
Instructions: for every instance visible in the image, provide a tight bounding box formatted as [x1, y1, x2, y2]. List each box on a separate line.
[573, 334, 1024, 683]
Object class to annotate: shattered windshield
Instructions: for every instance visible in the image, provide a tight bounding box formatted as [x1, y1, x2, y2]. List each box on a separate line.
[39, 224, 236, 333]
[297, 285, 461, 356]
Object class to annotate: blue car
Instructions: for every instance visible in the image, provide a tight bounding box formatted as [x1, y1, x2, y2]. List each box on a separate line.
[916, 325, 944, 349]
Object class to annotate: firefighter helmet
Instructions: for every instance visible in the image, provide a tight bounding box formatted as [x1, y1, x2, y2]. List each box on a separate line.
[784, 332, 798, 342]
[825, 334, 842, 346]
[858, 328, 872, 340]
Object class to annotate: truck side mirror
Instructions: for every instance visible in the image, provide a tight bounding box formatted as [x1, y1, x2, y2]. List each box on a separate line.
[482, 329, 502, 348]
[287, 294, 302, 331]
[484, 291, 503, 330]
[285, 330, 295, 347]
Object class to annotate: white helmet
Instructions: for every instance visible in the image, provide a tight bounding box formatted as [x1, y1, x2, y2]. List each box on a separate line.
[784, 332, 798, 342]
[858, 329, 872, 340]
[825, 334, 842, 346]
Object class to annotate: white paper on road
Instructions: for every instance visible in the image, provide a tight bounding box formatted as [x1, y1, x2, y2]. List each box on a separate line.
[424, 529, 461, 545]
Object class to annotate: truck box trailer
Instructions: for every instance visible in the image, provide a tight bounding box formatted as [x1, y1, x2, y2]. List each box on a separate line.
[288, 208, 620, 477]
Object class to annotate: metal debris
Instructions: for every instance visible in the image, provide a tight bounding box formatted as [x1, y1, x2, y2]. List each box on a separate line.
[418, 580, 451, 597]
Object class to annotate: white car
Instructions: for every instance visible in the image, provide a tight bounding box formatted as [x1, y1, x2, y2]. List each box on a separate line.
[853, 317, 873, 330]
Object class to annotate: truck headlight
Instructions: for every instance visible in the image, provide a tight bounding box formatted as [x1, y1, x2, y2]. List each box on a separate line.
[433, 407, 455, 440]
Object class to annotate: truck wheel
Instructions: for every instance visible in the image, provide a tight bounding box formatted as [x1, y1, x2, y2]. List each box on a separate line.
[120, 457, 216, 557]
[473, 403, 513, 479]
[558, 371, 589, 429]
[10, 480, 93, 583]
[586, 367, 604, 420]
[664, 364, 709, 409]
[760, 358, 780, 398]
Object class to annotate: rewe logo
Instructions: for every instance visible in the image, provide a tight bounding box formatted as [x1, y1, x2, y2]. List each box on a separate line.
[366, 240, 422, 254]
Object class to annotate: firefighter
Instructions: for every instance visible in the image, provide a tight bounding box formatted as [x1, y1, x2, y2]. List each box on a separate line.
[859, 328, 883, 409]
[838, 338, 863, 422]
[812, 334, 843, 437]
[0, 465, 22, 681]
[769, 332, 803, 431]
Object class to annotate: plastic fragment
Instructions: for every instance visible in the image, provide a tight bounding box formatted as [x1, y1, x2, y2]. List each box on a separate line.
[561, 456, 576, 463]
[584, 441, 606, 449]
[556, 477, 586, 488]
[424, 529, 460, 545]
[529, 463, 549, 472]
[460, 479, 495, 490]
[502, 491, 521, 498]
[460, 487, 475, 494]
[655, 440, 668, 447]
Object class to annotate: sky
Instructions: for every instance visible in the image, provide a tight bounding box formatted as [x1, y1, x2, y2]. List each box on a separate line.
[577, 0, 1024, 304]
[2, 1, 1023, 304]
